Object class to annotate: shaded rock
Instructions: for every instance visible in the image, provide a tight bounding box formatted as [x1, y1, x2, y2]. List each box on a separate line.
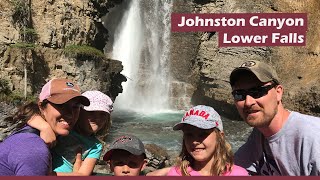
[144, 143, 171, 173]
[0, 102, 18, 141]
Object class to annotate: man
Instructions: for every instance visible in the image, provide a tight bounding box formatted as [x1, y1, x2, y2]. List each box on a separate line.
[230, 60, 320, 175]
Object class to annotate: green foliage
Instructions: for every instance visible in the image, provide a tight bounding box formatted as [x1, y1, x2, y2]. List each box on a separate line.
[10, 42, 36, 49]
[0, 79, 37, 104]
[20, 28, 38, 43]
[0, 92, 37, 105]
[0, 93, 37, 104]
[63, 45, 106, 60]
[10, 0, 29, 27]
[0, 79, 11, 95]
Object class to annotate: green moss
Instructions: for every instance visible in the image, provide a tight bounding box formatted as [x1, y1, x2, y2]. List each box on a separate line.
[63, 45, 106, 60]
[10, 0, 29, 27]
[0, 92, 37, 105]
[0, 79, 11, 95]
[10, 42, 36, 49]
[20, 28, 38, 43]
[0, 78, 37, 104]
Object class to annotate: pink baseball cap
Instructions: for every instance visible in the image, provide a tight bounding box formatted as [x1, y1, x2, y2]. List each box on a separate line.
[39, 78, 89, 106]
[82, 91, 113, 114]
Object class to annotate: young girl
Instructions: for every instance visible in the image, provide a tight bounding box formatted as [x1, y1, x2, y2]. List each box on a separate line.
[152, 105, 248, 176]
[52, 90, 113, 175]
[28, 90, 113, 176]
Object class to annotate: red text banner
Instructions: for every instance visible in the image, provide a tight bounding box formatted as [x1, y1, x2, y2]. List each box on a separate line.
[171, 13, 307, 47]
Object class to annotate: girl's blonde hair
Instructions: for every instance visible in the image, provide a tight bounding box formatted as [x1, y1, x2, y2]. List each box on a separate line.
[175, 128, 234, 176]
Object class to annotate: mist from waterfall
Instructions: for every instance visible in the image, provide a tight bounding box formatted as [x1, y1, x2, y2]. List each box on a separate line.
[112, 0, 173, 114]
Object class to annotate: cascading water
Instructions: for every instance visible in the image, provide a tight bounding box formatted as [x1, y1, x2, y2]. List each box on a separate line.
[105, 1, 251, 154]
[112, 0, 173, 114]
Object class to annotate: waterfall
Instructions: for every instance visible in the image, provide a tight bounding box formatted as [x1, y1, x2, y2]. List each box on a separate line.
[112, 0, 173, 114]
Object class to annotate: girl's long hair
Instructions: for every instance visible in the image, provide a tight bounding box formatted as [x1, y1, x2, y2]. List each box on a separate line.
[93, 112, 111, 140]
[3, 100, 48, 130]
[175, 128, 234, 176]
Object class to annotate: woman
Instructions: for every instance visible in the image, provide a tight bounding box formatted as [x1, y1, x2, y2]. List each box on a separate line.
[0, 78, 89, 176]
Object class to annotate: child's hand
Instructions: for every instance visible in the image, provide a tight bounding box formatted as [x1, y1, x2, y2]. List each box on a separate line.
[40, 125, 57, 148]
[73, 148, 83, 173]
[27, 115, 56, 148]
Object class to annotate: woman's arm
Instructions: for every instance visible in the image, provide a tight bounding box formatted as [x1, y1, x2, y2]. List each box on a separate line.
[27, 115, 56, 148]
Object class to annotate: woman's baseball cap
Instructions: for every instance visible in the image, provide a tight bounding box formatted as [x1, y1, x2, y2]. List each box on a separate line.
[39, 78, 89, 106]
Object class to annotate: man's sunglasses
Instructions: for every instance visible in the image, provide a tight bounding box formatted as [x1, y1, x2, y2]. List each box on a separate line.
[232, 82, 278, 101]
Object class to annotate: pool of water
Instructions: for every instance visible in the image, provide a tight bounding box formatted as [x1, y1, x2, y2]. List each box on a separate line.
[105, 110, 252, 155]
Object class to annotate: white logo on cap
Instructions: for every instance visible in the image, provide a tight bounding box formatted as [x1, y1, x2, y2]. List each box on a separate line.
[66, 82, 74, 87]
[240, 61, 256, 67]
[113, 136, 132, 145]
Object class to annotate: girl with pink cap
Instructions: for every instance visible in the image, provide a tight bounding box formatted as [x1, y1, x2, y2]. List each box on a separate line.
[51, 90, 113, 176]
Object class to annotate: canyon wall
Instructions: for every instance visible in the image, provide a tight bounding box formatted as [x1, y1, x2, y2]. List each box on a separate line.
[170, 0, 320, 119]
[0, 0, 125, 101]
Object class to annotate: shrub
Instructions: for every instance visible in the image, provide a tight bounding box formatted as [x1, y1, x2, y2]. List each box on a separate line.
[0, 92, 37, 105]
[63, 45, 106, 60]
[0, 79, 11, 95]
[20, 28, 38, 43]
[10, 42, 36, 49]
[10, 0, 29, 27]
[0, 79, 38, 104]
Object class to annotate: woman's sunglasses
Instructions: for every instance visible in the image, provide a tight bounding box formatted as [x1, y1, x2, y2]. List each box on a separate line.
[49, 102, 83, 115]
[232, 82, 278, 101]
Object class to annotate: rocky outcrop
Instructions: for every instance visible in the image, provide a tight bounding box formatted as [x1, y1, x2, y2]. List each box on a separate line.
[0, 0, 125, 100]
[0, 0, 126, 141]
[170, 0, 320, 119]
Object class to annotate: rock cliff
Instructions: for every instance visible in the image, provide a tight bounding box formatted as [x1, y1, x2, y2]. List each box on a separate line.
[0, 0, 125, 101]
[170, 0, 320, 119]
